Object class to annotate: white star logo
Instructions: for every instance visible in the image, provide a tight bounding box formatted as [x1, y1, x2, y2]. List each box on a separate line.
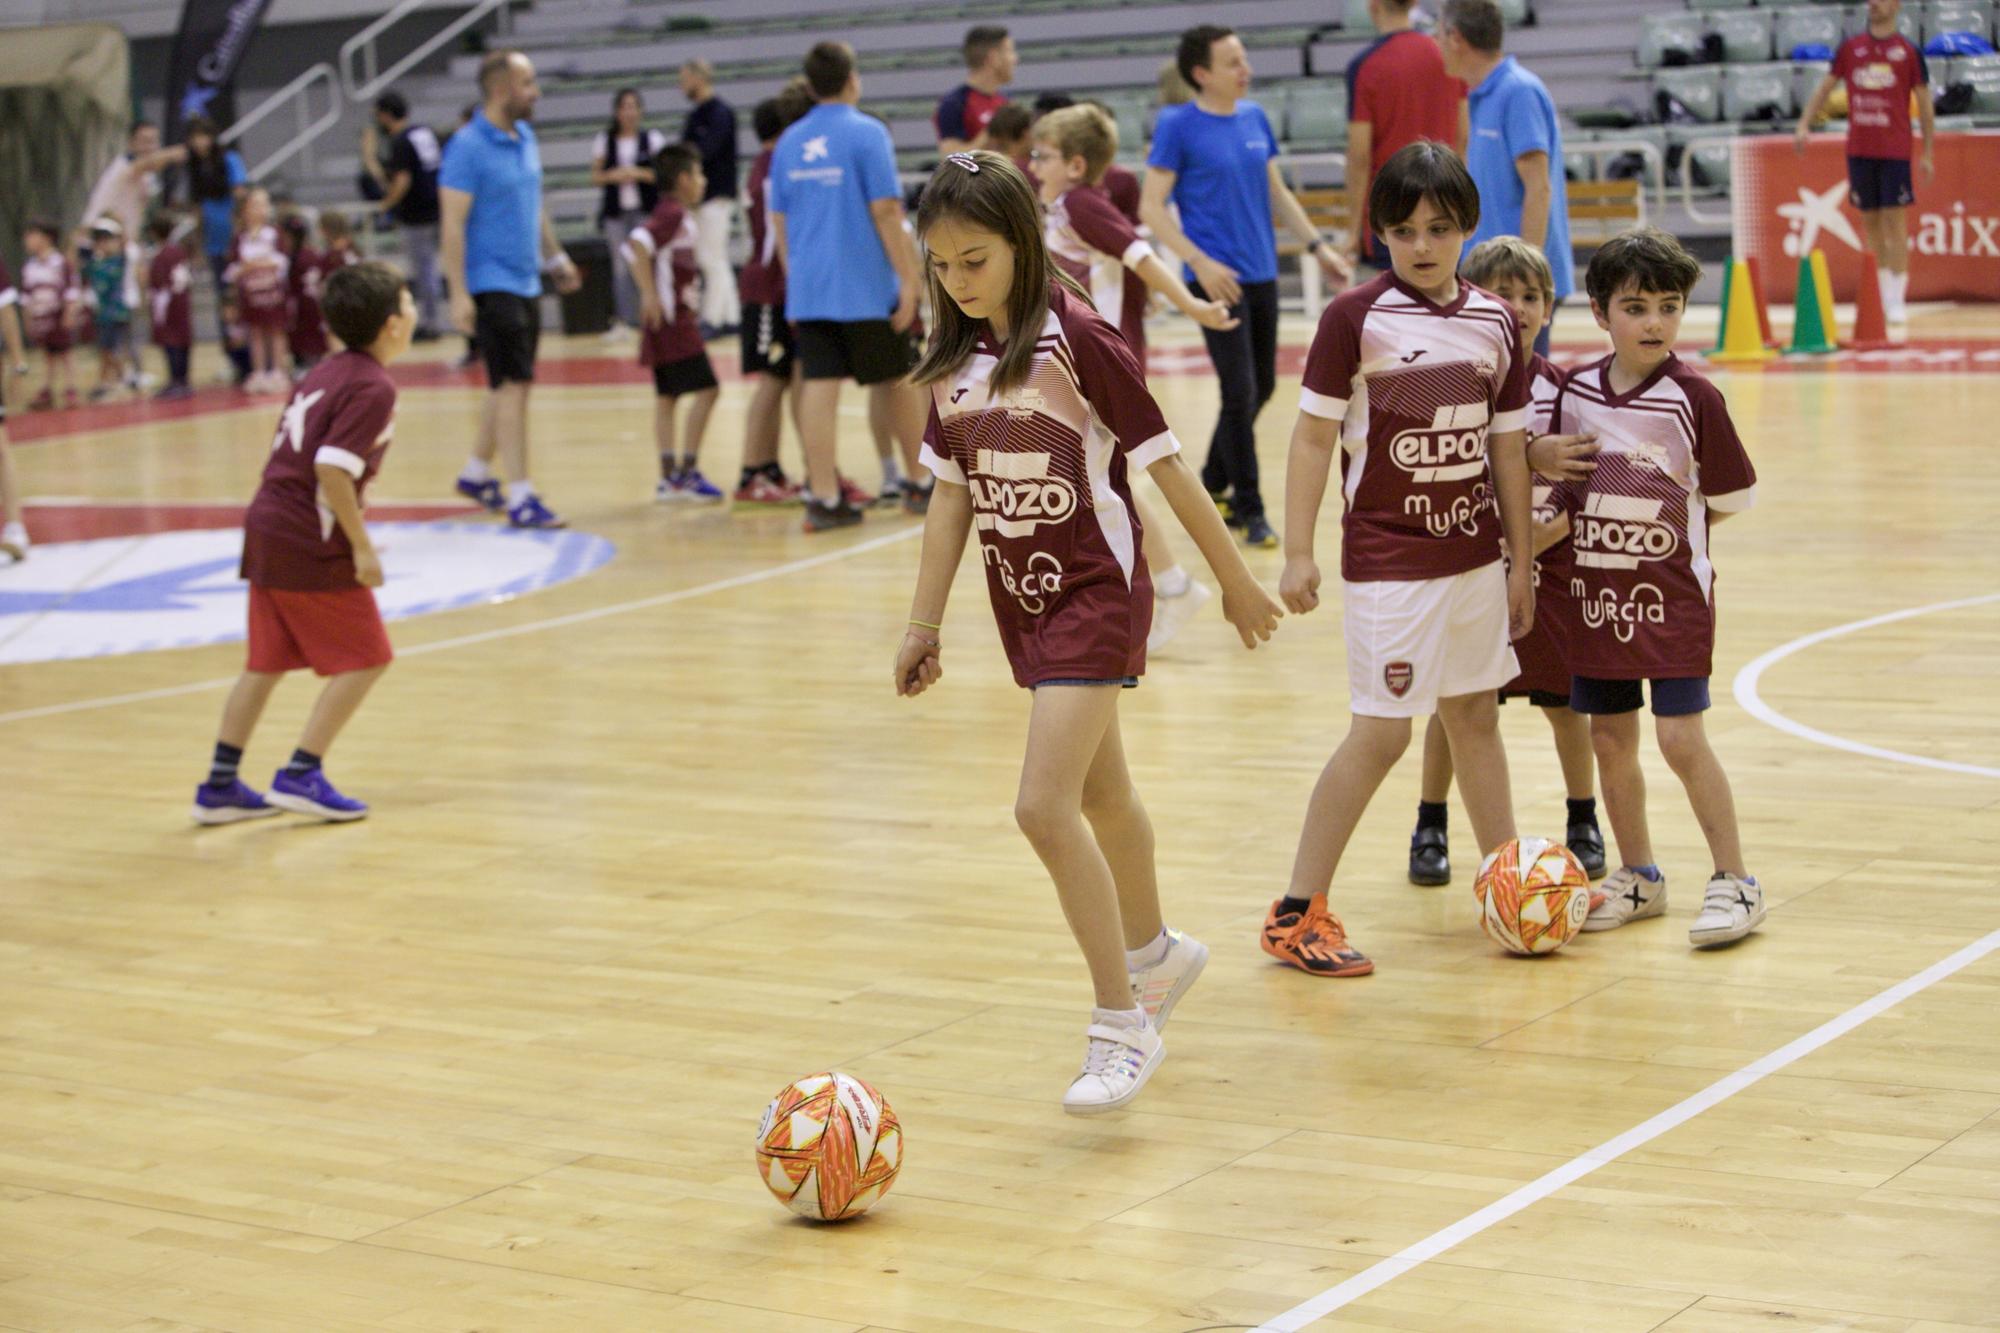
[273, 389, 326, 453]
[802, 136, 829, 163]
[1778, 181, 1863, 258]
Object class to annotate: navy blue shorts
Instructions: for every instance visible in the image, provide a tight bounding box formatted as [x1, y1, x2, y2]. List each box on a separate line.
[1569, 675, 1710, 717]
[1847, 156, 1914, 212]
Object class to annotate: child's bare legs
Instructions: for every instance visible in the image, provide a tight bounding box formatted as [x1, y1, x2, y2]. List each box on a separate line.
[1434, 690, 1517, 854]
[249, 329, 271, 379]
[297, 665, 387, 758]
[1544, 705, 1596, 799]
[680, 386, 718, 467]
[1419, 713, 1453, 803]
[653, 395, 679, 479]
[1655, 712, 1745, 876]
[1289, 715, 1410, 898]
[1591, 711, 1652, 868]
[1078, 706, 1164, 950]
[1016, 684, 1131, 1009]
[866, 380, 896, 488]
[0, 431, 24, 530]
[877, 377, 926, 477]
[216, 671, 284, 749]
[742, 374, 784, 471]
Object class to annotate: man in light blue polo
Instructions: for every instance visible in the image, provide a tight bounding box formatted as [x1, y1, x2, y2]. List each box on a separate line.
[771, 40, 928, 532]
[1439, 0, 1573, 355]
[440, 49, 581, 530]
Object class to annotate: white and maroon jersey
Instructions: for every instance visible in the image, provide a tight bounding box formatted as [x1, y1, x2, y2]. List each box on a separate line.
[1551, 353, 1757, 680]
[287, 244, 330, 360]
[920, 282, 1180, 687]
[148, 243, 194, 348]
[0, 258, 16, 316]
[21, 251, 79, 344]
[1299, 272, 1531, 582]
[739, 147, 783, 307]
[1046, 184, 1154, 360]
[626, 198, 705, 367]
[226, 225, 290, 324]
[1525, 353, 1571, 591]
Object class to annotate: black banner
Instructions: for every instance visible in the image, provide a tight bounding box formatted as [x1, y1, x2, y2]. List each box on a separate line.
[164, 0, 276, 141]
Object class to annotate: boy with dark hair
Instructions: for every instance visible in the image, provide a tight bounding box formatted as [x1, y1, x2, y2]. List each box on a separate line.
[1555, 227, 1763, 947]
[625, 143, 723, 502]
[936, 25, 1016, 153]
[736, 90, 809, 505]
[1268, 141, 1534, 977]
[280, 212, 329, 373]
[83, 218, 135, 401]
[191, 262, 417, 826]
[145, 212, 195, 400]
[984, 104, 1035, 174]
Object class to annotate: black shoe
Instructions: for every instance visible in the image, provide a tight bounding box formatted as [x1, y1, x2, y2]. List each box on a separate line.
[1409, 825, 1450, 886]
[900, 480, 932, 516]
[1242, 515, 1279, 549]
[802, 498, 864, 533]
[1565, 819, 1607, 879]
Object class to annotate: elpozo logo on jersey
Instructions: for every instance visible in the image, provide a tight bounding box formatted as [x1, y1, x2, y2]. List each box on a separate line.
[967, 448, 1079, 538]
[1573, 493, 1678, 570]
[1391, 402, 1490, 483]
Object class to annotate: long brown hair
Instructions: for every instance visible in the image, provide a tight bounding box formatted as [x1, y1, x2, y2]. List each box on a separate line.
[911, 150, 1087, 395]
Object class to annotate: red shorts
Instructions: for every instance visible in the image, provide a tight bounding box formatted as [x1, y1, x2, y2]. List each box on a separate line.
[246, 584, 393, 676]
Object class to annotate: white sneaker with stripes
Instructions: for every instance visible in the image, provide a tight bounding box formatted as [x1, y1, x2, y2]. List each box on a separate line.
[1129, 926, 1209, 1029]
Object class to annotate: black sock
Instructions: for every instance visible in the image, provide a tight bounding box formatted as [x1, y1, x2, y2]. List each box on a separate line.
[1416, 800, 1448, 831]
[285, 748, 321, 775]
[739, 465, 759, 487]
[1567, 796, 1598, 826]
[661, 454, 680, 482]
[207, 741, 243, 787]
[1278, 895, 1313, 917]
[761, 462, 787, 484]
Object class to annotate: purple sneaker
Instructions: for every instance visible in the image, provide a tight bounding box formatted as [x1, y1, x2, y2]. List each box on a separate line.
[507, 494, 567, 529]
[456, 476, 504, 511]
[190, 778, 281, 826]
[267, 768, 369, 822]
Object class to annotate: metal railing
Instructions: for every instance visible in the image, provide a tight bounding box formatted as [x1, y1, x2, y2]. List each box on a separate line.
[340, 0, 515, 104]
[219, 62, 342, 182]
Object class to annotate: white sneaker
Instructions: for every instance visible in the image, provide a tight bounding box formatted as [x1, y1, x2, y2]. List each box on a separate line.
[1582, 866, 1667, 932]
[0, 522, 26, 561]
[1690, 872, 1766, 948]
[1146, 579, 1211, 653]
[653, 477, 679, 503]
[1062, 1012, 1163, 1115]
[1129, 927, 1209, 1029]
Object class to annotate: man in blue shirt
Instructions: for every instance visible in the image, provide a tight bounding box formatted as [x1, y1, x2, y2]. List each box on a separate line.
[772, 41, 928, 532]
[1142, 25, 1349, 549]
[1439, 0, 1573, 354]
[440, 49, 581, 530]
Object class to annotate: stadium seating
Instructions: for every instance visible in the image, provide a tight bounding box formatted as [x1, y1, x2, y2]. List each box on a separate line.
[1638, 13, 1704, 68]
[1722, 63, 1795, 120]
[1653, 66, 1724, 122]
[1712, 9, 1774, 62]
[1774, 8, 1843, 60]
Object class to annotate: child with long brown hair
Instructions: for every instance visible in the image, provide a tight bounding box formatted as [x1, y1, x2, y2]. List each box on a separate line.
[894, 151, 1283, 1114]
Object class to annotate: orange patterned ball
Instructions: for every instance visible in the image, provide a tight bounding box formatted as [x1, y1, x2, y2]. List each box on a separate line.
[756, 1072, 903, 1220]
[1473, 837, 1592, 955]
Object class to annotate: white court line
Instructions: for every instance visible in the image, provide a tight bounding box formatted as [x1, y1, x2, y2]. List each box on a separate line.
[0, 525, 922, 726]
[1732, 592, 2000, 780]
[1255, 926, 2000, 1331]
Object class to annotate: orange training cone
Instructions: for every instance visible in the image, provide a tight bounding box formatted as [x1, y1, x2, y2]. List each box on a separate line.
[1743, 256, 1779, 348]
[1850, 251, 1892, 350]
[1708, 258, 1776, 365]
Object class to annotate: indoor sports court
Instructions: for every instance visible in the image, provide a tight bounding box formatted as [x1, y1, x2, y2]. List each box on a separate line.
[3, 0, 1999, 1328]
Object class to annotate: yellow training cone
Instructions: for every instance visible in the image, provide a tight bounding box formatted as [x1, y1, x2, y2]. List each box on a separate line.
[1707, 258, 1775, 365]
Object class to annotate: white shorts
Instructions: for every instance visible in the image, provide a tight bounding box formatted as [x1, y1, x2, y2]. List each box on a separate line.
[1344, 563, 1518, 718]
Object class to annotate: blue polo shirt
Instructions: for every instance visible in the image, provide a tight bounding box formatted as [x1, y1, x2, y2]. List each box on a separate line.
[1146, 101, 1280, 286]
[769, 103, 902, 322]
[1465, 56, 1574, 301]
[440, 110, 544, 299]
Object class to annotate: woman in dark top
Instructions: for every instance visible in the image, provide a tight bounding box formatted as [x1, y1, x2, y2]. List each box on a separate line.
[180, 116, 252, 382]
[591, 89, 665, 335]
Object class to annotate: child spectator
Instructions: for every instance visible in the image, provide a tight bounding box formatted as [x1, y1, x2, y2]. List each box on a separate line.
[145, 213, 195, 400]
[735, 87, 810, 505]
[225, 187, 291, 394]
[0, 257, 30, 558]
[281, 212, 329, 372]
[83, 218, 135, 401]
[623, 144, 723, 502]
[20, 220, 81, 411]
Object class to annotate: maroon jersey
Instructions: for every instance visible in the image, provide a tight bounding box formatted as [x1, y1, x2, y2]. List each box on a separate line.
[226, 226, 290, 329]
[147, 242, 194, 348]
[1046, 185, 1155, 360]
[1101, 164, 1142, 226]
[0, 258, 14, 327]
[919, 282, 1180, 688]
[1299, 272, 1531, 582]
[1831, 32, 1928, 161]
[240, 351, 398, 591]
[739, 147, 783, 306]
[288, 244, 329, 361]
[322, 242, 359, 273]
[1551, 354, 1757, 680]
[21, 250, 78, 349]
[1504, 354, 1573, 696]
[625, 198, 704, 367]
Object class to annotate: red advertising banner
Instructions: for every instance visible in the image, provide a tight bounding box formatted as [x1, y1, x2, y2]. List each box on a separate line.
[1733, 131, 2000, 303]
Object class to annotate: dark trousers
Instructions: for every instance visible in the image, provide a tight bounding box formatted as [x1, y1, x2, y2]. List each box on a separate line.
[205, 252, 252, 381]
[1191, 277, 1280, 521]
[163, 345, 190, 387]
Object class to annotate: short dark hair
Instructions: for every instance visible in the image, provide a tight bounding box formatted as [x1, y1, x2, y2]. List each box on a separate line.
[654, 143, 701, 190]
[804, 41, 855, 99]
[1177, 25, 1235, 91]
[1032, 92, 1075, 118]
[374, 90, 409, 120]
[25, 218, 58, 242]
[963, 25, 1009, 70]
[985, 104, 1033, 145]
[129, 119, 156, 139]
[1441, 0, 1504, 54]
[1585, 226, 1703, 307]
[1368, 140, 1480, 234]
[322, 260, 407, 349]
[146, 210, 178, 242]
[753, 97, 784, 141]
[477, 49, 524, 96]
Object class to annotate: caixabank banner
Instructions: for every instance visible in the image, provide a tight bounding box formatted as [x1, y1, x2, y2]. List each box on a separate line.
[1732, 132, 2000, 302]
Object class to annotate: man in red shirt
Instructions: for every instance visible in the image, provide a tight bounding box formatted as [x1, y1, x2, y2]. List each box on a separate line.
[1796, 0, 1935, 330]
[1344, 0, 1467, 270]
[934, 26, 1016, 154]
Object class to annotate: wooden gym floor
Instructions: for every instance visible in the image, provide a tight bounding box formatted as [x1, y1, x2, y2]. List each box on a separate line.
[1, 307, 1997, 1332]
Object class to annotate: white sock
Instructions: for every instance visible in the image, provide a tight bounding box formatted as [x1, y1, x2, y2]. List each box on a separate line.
[1876, 267, 1896, 318]
[460, 457, 492, 484]
[506, 480, 534, 508]
[1155, 564, 1191, 598]
[1126, 929, 1171, 971]
[1092, 1005, 1148, 1030]
[1890, 270, 1909, 320]
[880, 452, 902, 487]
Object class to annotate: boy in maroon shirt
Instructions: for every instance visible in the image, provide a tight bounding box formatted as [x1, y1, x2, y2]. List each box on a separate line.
[145, 214, 194, 400]
[281, 212, 329, 372]
[191, 262, 416, 826]
[735, 89, 809, 504]
[624, 144, 723, 502]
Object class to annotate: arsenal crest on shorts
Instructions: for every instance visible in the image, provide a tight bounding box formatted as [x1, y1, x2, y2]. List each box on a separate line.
[1385, 661, 1414, 698]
